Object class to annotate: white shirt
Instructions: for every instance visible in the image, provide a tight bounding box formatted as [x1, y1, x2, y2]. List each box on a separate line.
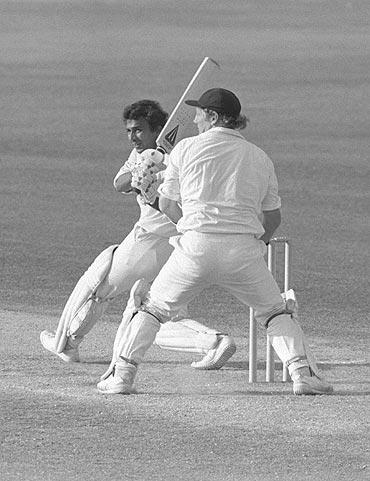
[113, 149, 177, 238]
[158, 127, 281, 236]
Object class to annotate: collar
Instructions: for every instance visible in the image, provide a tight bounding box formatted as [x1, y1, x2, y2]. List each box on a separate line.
[208, 126, 245, 139]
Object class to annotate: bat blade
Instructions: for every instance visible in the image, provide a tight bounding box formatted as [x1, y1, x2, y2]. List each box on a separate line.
[156, 57, 221, 153]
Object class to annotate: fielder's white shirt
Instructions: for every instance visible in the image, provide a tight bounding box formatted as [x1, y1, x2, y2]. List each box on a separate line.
[113, 149, 177, 238]
[158, 127, 281, 236]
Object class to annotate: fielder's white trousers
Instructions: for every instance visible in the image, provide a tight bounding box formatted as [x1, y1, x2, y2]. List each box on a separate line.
[140, 231, 314, 373]
[147, 231, 285, 324]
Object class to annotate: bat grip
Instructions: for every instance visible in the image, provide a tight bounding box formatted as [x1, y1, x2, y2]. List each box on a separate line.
[156, 146, 167, 155]
[148, 197, 161, 212]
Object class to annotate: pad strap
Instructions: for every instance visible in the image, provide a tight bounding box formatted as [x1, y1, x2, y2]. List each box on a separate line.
[264, 309, 292, 328]
[139, 306, 163, 324]
[119, 356, 138, 367]
[285, 355, 307, 368]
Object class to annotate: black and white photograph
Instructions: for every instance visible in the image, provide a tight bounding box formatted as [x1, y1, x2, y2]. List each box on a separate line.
[1, 1, 369, 480]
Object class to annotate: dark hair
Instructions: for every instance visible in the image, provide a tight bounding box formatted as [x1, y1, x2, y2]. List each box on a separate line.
[123, 100, 168, 131]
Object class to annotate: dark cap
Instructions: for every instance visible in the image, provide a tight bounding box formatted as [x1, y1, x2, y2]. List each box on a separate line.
[185, 88, 241, 117]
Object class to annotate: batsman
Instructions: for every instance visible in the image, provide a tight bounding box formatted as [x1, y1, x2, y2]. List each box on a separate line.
[40, 99, 236, 370]
[97, 88, 334, 396]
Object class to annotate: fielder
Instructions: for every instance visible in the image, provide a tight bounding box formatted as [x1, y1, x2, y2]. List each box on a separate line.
[97, 88, 334, 396]
[40, 99, 236, 370]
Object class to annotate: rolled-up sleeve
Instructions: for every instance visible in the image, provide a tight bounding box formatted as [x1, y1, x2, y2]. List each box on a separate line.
[261, 161, 281, 211]
[113, 149, 137, 188]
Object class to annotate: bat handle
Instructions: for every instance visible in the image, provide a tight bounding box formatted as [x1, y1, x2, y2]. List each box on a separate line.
[156, 146, 167, 155]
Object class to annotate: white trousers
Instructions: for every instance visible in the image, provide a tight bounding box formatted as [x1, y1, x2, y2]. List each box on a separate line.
[147, 231, 285, 324]
[109, 231, 318, 375]
[61, 225, 222, 353]
[142, 231, 316, 373]
[96, 224, 173, 299]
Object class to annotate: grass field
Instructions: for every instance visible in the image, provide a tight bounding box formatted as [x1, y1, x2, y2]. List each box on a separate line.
[1, 1, 369, 480]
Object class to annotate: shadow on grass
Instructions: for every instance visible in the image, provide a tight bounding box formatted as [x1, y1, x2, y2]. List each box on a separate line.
[227, 360, 370, 371]
[82, 359, 370, 374]
[131, 389, 292, 396]
[328, 390, 370, 396]
[83, 359, 110, 365]
[131, 389, 370, 396]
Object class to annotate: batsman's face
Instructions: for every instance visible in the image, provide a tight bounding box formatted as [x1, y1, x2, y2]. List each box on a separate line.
[193, 107, 212, 134]
[125, 118, 160, 153]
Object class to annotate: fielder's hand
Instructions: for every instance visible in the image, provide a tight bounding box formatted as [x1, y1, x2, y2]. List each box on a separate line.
[282, 289, 298, 320]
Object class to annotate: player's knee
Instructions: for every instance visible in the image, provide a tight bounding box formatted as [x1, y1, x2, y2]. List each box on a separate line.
[264, 310, 292, 328]
[258, 295, 298, 329]
[257, 303, 289, 329]
[94, 282, 117, 303]
[127, 279, 175, 324]
[83, 244, 119, 291]
[141, 298, 171, 324]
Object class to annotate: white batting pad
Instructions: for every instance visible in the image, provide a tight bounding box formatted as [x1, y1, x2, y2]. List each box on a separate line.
[54, 244, 118, 353]
[154, 319, 219, 354]
[267, 313, 320, 377]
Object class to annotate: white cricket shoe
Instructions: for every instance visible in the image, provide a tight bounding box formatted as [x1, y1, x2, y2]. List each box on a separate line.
[40, 330, 80, 363]
[191, 335, 236, 370]
[97, 363, 137, 395]
[293, 373, 333, 395]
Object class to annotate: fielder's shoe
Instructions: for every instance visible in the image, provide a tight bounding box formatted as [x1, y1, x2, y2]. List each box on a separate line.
[293, 373, 333, 395]
[97, 362, 137, 395]
[40, 330, 80, 363]
[191, 335, 236, 370]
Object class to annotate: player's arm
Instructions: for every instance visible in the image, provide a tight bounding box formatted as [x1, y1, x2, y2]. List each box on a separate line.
[114, 171, 134, 193]
[158, 195, 183, 224]
[113, 149, 139, 194]
[157, 142, 182, 221]
[259, 157, 282, 244]
[259, 208, 281, 245]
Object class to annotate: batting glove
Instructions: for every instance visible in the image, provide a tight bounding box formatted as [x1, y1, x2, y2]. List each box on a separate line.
[133, 149, 166, 176]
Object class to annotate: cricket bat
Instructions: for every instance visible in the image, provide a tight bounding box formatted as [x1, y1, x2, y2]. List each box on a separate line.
[156, 57, 221, 153]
